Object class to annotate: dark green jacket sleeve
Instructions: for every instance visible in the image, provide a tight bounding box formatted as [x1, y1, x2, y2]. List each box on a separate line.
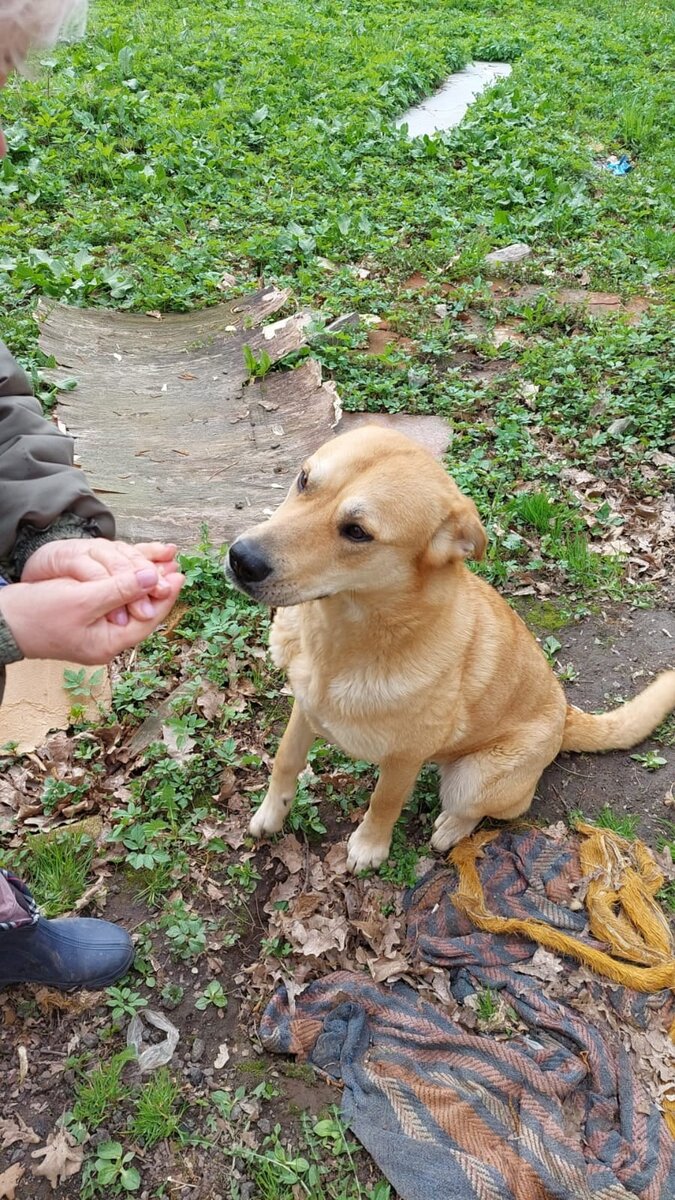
[0, 340, 115, 578]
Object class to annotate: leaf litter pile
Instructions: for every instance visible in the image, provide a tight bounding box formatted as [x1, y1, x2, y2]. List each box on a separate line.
[1, 545, 674, 1200]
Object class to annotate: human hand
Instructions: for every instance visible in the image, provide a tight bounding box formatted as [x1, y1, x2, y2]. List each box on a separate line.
[22, 539, 181, 623]
[0, 568, 185, 665]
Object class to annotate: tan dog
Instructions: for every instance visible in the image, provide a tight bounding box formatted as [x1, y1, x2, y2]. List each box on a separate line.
[226, 427, 675, 873]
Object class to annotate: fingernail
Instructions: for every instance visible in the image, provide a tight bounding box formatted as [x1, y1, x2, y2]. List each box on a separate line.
[136, 568, 157, 588]
[140, 600, 156, 618]
[113, 609, 129, 626]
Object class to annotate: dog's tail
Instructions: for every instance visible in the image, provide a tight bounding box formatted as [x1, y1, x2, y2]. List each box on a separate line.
[561, 670, 675, 753]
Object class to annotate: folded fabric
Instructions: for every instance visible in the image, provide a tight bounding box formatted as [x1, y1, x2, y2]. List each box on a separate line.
[260, 826, 675, 1200]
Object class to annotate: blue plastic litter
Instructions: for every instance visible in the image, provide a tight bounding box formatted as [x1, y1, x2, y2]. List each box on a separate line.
[604, 154, 632, 175]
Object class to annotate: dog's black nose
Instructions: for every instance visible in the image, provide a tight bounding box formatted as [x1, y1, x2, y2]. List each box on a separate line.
[228, 539, 273, 585]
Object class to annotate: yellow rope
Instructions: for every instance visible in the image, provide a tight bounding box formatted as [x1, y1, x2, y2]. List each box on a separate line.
[449, 826, 675, 993]
[450, 825, 675, 1134]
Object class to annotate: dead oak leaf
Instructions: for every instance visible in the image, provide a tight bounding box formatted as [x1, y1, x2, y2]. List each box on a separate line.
[324, 841, 349, 876]
[290, 916, 348, 957]
[0, 1114, 40, 1149]
[31, 1126, 84, 1189]
[0, 1164, 24, 1200]
[271, 834, 304, 874]
[196, 682, 228, 721]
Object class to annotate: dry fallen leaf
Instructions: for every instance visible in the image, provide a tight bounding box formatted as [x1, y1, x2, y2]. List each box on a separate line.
[35, 987, 103, 1016]
[0, 1163, 24, 1200]
[512, 947, 565, 987]
[271, 834, 304, 874]
[31, 1126, 84, 1189]
[196, 681, 228, 721]
[0, 1115, 40, 1150]
[214, 1042, 230, 1069]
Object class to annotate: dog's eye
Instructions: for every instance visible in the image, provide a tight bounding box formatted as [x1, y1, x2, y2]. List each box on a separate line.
[341, 523, 372, 543]
[297, 469, 309, 493]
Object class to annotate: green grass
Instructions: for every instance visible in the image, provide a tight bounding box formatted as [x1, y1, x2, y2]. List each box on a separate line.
[570, 804, 640, 840]
[73, 1048, 135, 1128]
[0, 1, 673, 608]
[131, 1069, 185, 1147]
[0, 6, 673, 1194]
[230, 1111, 389, 1200]
[475, 987, 499, 1022]
[9, 830, 93, 917]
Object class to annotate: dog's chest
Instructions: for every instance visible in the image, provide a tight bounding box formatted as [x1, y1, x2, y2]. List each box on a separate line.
[286, 652, 416, 762]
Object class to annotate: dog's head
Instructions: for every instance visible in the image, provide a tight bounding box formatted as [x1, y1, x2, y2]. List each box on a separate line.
[225, 426, 486, 606]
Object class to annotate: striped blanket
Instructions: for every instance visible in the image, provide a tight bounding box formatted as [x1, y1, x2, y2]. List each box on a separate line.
[260, 829, 675, 1200]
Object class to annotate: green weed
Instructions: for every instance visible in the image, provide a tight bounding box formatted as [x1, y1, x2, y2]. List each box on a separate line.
[131, 1069, 185, 1147]
[652, 714, 675, 748]
[476, 987, 499, 1021]
[63, 667, 106, 700]
[226, 861, 262, 895]
[105, 986, 149, 1023]
[243, 344, 273, 380]
[159, 900, 207, 961]
[159, 981, 185, 1010]
[230, 1110, 386, 1199]
[195, 980, 228, 1011]
[82, 1140, 141, 1196]
[40, 775, 90, 815]
[11, 830, 93, 917]
[631, 750, 668, 772]
[73, 1048, 136, 1128]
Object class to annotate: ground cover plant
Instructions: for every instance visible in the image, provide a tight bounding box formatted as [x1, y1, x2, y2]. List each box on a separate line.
[1, 1, 674, 1196]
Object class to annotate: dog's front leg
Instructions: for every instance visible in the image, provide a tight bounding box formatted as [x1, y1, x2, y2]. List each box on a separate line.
[346, 758, 422, 873]
[249, 703, 316, 838]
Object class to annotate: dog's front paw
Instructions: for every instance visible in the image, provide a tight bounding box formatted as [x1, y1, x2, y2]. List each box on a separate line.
[430, 811, 477, 853]
[249, 795, 288, 840]
[346, 824, 391, 873]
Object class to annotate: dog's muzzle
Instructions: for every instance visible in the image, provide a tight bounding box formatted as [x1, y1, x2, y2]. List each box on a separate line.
[226, 539, 273, 591]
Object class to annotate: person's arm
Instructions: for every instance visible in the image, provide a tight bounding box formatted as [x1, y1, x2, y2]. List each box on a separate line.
[0, 340, 115, 580]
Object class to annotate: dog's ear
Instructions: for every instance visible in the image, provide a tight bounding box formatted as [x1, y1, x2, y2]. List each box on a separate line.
[425, 492, 486, 565]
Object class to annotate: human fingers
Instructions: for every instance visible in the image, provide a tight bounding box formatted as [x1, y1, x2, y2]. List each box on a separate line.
[96, 573, 186, 656]
[84, 567, 164, 621]
[86, 544, 167, 619]
[133, 542, 178, 562]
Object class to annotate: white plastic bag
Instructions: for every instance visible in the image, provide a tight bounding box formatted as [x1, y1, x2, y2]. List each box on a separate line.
[127, 1008, 180, 1072]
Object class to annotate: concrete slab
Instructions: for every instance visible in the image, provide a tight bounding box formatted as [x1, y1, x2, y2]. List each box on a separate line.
[336, 412, 451, 460]
[1, 660, 110, 754]
[397, 61, 512, 138]
[39, 296, 452, 547]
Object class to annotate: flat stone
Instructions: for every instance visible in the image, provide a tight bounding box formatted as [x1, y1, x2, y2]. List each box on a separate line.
[492, 324, 526, 347]
[485, 243, 532, 266]
[365, 325, 416, 356]
[190, 1037, 206, 1062]
[397, 61, 512, 138]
